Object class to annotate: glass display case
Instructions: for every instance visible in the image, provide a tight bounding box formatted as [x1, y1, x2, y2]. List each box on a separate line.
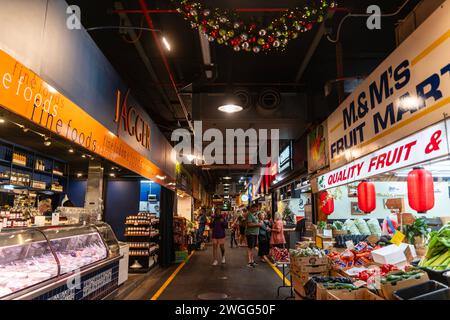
[0, 223, 119, 299]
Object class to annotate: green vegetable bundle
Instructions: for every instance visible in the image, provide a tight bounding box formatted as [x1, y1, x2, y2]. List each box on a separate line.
[419, 223, 450, 271]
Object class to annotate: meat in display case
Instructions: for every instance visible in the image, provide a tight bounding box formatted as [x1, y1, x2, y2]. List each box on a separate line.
[0, 223, 121, 300]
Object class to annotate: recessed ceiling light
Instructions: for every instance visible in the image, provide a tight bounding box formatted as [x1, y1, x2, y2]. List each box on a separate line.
[68, 148, 74, 153]
[109, 173, 116, 177]
[82, 154, 86, 158]
[162, 36, 171, 51]
[76, 173, 83, 178]
[218, 104, 243, 113]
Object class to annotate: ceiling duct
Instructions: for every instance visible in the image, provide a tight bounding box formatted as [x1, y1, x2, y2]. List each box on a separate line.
[257, 88, 282, 115]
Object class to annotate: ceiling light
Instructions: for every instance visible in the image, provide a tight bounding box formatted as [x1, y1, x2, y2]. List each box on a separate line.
[68, 148, 74, 153]
[218, 104, 243, 114]
[47, 84, 58, 94]
[162, 37, 171, 51]
[185, 154, 196, 162]
[23, 127, 29, 132]
[223, 176, 232, 180]
[109, 173, 116, 178]
[0, 118, 5, 123]
[156, 175, 166, 180]
[223, 183, 230, 186]
[82, 154, 86, 158]
[76, 173, 83, 178]
[44, 137, 51, 147]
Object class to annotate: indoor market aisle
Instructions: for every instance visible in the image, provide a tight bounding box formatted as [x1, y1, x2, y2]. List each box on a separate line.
[154, 243, 290, 300]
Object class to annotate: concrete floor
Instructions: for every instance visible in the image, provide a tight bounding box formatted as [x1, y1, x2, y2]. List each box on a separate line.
[115, 242, 291, 300]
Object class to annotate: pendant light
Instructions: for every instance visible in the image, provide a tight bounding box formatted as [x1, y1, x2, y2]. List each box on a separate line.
[320, 191, 334, 215]
[407, 167, 434, 213]
[357, 181, 376, 213]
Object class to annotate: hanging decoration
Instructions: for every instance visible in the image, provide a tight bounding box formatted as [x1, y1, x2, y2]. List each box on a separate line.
[320, 191, 334, 215]
[357, 181, 376, 214]
[173, 0, 336, 53]
[407, 167, 435, 213]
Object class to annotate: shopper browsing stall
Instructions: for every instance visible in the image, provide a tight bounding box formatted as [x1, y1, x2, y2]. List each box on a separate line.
[270, 212, 286, 248]
[258, 211, 271, 263]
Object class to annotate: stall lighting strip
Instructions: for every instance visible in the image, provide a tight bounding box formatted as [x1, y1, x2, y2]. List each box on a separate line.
[150, 250, 195, 300]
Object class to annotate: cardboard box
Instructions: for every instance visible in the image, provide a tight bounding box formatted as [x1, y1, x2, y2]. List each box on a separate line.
[371, 244, 416, 265]
[316, 283, 328, 300]
[291, 255, 328, 266]
[316, 234, 332, 249]
[327, 288, 384, 300]
[291, 272, 306, 297]
[300, 264, 329, 273]
[380, 272, 429, 300]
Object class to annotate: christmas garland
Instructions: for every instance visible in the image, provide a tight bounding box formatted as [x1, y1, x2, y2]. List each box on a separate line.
[173, 0, 336, 53]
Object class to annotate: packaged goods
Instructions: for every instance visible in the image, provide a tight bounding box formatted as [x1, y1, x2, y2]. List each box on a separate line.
[367, 218, 382, 236]
[344, 219, 361, 235]
[355, 218, 371, 235]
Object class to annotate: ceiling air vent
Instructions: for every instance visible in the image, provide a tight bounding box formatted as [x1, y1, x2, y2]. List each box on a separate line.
[258, 88, 281, 114]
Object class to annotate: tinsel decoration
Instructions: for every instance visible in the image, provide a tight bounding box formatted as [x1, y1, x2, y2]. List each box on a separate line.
[173, 0, 335, 53]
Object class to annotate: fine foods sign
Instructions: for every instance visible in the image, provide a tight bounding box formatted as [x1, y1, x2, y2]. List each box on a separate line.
[317, 120, 449, 191]
[327, 2, 450, 169]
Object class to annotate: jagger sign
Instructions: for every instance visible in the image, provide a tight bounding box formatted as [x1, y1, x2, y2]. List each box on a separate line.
[327, 2, 450, 169]
[317, 121, 449, 191]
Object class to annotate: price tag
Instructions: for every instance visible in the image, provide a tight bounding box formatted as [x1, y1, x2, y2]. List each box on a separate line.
[353, 280, 366, 288]
[390, 230, 405, 246]
[345, 240, 355, 250]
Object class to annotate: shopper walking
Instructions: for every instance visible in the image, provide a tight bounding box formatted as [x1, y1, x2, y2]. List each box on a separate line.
[270, 212, 286, 248]
[245, 204, 262, 267]
[238, 209, 248, 246]
[257, 211, 271, 263]
[210, 208, 228, 265]
[230, 213, 239, 248]
[196, 208, 207, 248]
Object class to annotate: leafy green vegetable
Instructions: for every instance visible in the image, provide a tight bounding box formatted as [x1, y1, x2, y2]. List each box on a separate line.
[404, 217, 430, 245]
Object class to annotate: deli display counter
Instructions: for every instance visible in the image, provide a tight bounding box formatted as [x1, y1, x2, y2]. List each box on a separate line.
[0, 223, 121, 300]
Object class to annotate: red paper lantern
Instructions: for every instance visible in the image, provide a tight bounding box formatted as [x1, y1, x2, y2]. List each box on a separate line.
[320, 191, 334, 215]
[407, 167, 434, 213]
[357, 181, 376, 213]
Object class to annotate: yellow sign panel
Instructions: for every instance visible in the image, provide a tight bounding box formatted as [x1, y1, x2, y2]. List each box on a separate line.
[0, 49, 173, 184]
[390, 230, 406, 246]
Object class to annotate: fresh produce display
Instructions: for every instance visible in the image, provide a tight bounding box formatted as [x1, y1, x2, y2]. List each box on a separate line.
[344, 219, 361, 235]
[367, 218, 382, 236]
[317, 221, 327, 231]
[334, 234, 368, 248]
[331, 221, 344, 230]
[375, 235, 392, 247]
[270, 247, 290, 263]
[419, 223, 450, 271]
[328, 242, 374, 269]
[355, 218, 371, 236]
[355, 264, 398, 282]
[403, 217, 430, 245]
[289, 247, 327, 258]
[380, 269, 423, 284]
[304, 276, 355, 299]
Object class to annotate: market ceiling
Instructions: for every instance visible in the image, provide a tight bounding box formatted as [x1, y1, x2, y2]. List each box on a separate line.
[73, 0, 421, 190]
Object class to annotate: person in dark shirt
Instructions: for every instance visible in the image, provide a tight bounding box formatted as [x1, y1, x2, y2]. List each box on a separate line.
[196, 208, 207, 247]
[210, 208, 227, 265]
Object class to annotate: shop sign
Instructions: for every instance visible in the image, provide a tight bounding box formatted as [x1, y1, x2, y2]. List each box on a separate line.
[0, 49, 173, 184]
[317, 121, 449, 191]
[307, 121, 328, 173]
[327, 3, 450, 170]
[278, 143, 292, 173]
[115, 90, 151, 150]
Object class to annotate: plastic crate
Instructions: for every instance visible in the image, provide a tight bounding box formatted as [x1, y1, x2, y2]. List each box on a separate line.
[411, 288, 450, 300]
[422, 268, 450, 285]
[393, 280, 448, 300]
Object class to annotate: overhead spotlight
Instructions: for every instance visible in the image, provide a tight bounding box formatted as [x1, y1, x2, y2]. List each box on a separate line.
[156, 175, 166, 180]
[0, 118, 5, 123]
[44, 136, 51, 146]
[76, 173, 83, 178]
[68, 148, 74, 153]
[82, 154, 86, 158]
[223, 176, 232, 180]
[109, 173, 116, 178]
[23, 127, 29, 133]
[162, 36, 171, 51]
[218, 104, 243, 114]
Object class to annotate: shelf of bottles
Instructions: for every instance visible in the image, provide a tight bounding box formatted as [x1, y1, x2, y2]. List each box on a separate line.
[0, 141, 68, 194]
[125, 212, 160, 273]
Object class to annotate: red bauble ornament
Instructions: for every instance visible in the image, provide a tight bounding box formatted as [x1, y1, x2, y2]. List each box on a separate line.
[307, 23, 313, 30]
[357, 181, 376, 213]
[320, 191, 334, 215]
[263, 43, 270, 50]
[268, 36, 275, 43]
[407, 167, 435, 213]
[201, 20, 208, 26]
